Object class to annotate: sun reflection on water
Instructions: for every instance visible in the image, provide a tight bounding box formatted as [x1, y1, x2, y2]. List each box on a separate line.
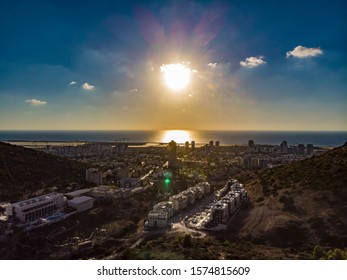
[159, 130, 193, 144]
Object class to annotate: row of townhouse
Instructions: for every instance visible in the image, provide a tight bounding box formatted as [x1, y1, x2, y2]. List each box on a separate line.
[145, 182, 211, 230]
[204, 179, 248, 230]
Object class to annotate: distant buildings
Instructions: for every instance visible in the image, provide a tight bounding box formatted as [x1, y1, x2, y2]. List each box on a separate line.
[248, 140, 255, 153]
[191, 141, 195, 150]
[307, 144, 314, 155]
[185, 141, 189, 150]
[280, 141, 288, 154]
[168, 140, 177, 168]
[86, 168, 103, 185]
[298, 144, 305, 155]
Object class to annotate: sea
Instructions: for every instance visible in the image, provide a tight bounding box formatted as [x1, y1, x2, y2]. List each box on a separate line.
[0, 130, 346, 147]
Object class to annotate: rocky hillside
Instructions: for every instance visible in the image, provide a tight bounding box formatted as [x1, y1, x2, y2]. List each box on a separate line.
[234, 142, 347, 248]
[0, 142, 87, 201]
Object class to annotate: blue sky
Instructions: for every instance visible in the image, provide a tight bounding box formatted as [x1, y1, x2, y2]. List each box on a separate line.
[0, 0, 346, 130]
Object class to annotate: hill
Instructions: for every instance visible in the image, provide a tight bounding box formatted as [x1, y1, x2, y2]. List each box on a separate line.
[233, 142, 347, 248]
[0, 142, 87, 201]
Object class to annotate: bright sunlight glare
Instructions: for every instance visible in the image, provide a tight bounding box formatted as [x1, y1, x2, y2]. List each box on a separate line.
[160, 63, 191, 91]
[160, 130, 192, 143]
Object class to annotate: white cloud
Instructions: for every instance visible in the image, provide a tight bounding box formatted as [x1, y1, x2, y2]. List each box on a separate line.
[25, 99, 47, 106]
[69, 81, 77, 85]
[286, 46, 323, 58]
[129, 88, 138, 93]
[81, 82, 95, 91]
[240, 56, 266, 68]
[208, 62, 218, 69]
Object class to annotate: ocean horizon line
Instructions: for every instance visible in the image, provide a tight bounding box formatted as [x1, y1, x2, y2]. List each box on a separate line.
[1, 129, 347, 132]
[1, 130, 346, 147]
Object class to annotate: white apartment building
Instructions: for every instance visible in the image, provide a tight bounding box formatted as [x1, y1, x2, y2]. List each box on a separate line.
[169, 194, 188, 211]
[6, 193, 65, 223]
[182, 190, 195, 205]
[191, 187, 203, 199]
[196, 182, 211, 194]
[211, 202, 229, 223]
[147, 210, 169, 228]
[153, 202, 174, 218]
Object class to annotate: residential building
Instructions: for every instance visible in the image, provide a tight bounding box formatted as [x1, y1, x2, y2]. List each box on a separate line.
[147, 210, 169, 228]
[153, 201, 174, 218]
[211, 203, 229, 224]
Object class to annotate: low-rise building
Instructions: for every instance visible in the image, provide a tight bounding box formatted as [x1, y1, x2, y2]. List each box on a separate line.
[6, 193, 65, 224]
[67, 196, 94, 212]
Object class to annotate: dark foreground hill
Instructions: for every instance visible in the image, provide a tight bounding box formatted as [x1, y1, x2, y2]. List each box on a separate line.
[233, 142, 347, 248]
[0, 142, 87, 201]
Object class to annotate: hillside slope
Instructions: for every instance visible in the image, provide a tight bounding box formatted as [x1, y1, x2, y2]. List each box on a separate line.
[234, 143, 347, 248]
[0, 142, 87, 201]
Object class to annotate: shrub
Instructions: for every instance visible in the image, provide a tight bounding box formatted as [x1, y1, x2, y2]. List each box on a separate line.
[313, 245, 325, 259]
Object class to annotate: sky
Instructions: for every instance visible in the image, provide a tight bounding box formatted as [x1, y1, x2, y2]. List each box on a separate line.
[0, 0, 346, 131]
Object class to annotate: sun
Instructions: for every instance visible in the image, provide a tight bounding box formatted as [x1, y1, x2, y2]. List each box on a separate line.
[160, 63, 191, 91]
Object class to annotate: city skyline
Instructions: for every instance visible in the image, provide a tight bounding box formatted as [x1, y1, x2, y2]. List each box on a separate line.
[0, 0, 346, 131]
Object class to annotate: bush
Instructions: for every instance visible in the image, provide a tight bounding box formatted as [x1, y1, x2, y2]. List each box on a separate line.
[312, 246, 347, 260]
[326, 248, 346, 260]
